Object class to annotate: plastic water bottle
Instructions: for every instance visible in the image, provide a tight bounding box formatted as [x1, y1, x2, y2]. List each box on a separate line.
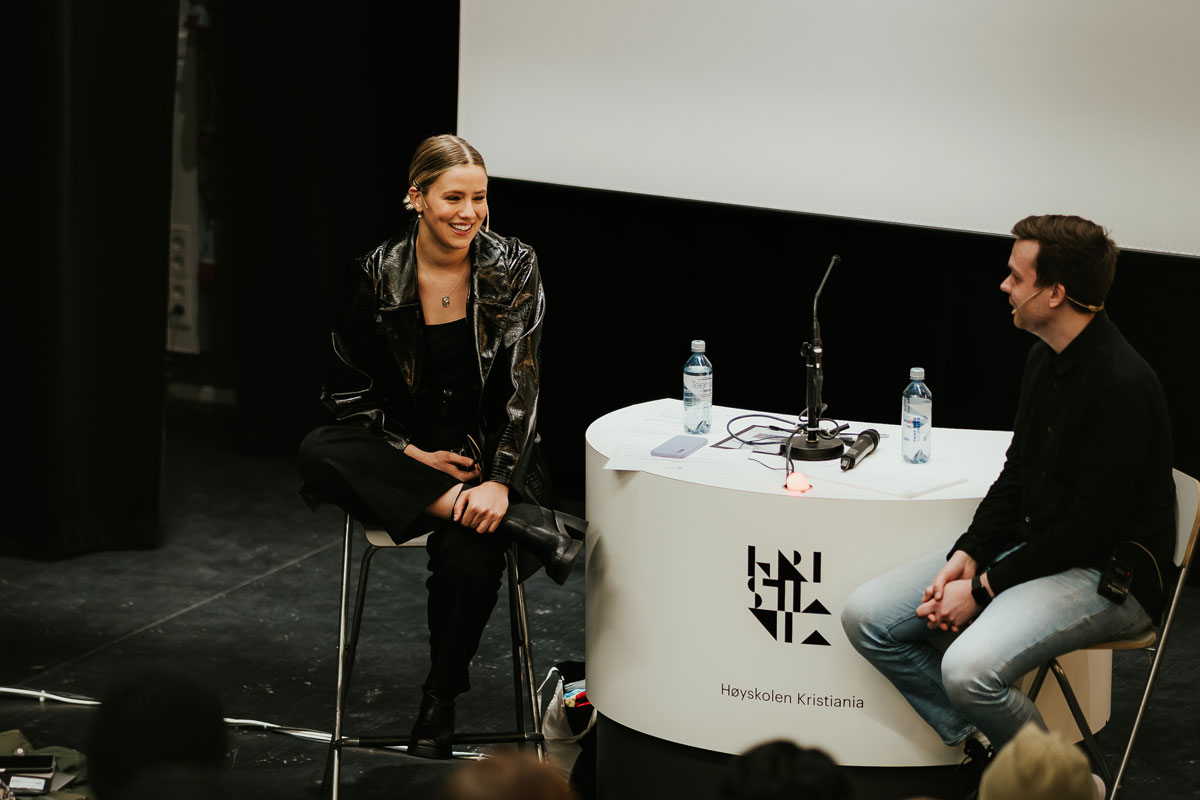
[683, 340, 713, 434]
[901, 367, 933, 463]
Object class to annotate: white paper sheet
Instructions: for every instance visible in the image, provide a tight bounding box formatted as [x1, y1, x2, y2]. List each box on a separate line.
[812, 461, 969, 498]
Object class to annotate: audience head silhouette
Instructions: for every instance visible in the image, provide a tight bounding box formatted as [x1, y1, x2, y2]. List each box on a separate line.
[719, 739, 853, 800]
[87, 665, 229, 799]
[436, 751, 575, 800]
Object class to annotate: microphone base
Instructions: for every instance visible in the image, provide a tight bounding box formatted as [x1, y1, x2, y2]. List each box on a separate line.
[781, 435, 844, 461]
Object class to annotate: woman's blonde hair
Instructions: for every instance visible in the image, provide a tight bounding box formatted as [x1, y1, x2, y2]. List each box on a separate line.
[404, 134, 486, 211]
[436, 752, 575, 800]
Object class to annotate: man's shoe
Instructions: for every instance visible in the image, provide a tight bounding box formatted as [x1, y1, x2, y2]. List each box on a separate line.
[499, 503, 586, 585]
[957, 737, 994, 800]
[407, 690, 456, 759]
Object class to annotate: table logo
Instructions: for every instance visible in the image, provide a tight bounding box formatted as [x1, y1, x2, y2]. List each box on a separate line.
[747, 546, 830, 645]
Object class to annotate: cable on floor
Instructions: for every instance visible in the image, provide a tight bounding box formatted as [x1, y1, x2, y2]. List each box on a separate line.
[0, 686, 324, 744]
[0, 686, 483, 757]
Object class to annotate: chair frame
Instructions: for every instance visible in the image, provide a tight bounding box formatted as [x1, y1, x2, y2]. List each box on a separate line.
[322, 512, 546, 799]
[1028, 468, 1200, 799]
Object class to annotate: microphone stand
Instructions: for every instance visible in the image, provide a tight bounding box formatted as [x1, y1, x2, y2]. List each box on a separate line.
[783, 255, 845, 462]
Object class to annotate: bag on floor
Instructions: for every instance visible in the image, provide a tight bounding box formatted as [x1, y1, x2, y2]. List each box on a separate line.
[537, 660, 596, 779]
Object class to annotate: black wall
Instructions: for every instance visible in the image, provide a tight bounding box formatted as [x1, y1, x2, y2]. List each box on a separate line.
[21, 3, 1191, 558]
[488, 181, 1200, 497]
[209, 3, 1198, 502]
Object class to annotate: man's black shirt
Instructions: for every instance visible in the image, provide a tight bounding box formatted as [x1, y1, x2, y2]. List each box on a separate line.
[952, 312, 1176, 622]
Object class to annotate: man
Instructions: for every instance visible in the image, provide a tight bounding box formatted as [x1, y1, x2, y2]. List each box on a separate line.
[840, 215, 1176, 795]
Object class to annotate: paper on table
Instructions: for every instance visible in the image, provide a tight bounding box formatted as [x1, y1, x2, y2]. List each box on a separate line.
[814, 460, 968, 499]
[616, 405, 694, 438]
[597, 400, 751, 440]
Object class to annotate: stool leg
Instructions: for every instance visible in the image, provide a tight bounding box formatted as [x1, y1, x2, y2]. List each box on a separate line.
[506, 550, 526, 744]
[344, 545, 382, 685]
[508, 547, 545, 758]
[519, 580, 546, 759]
[323, 531, 382, 794]
[322, 512, 356, 799]
[1049, 659, 1113, 789]
[1027, 662, 1051, 701]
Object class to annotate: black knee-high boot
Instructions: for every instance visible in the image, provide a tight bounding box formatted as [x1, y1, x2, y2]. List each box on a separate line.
[499, 503, 587, 585]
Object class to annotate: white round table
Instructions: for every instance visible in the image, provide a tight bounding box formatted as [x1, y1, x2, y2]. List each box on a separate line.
[584, 399, 1111, 767]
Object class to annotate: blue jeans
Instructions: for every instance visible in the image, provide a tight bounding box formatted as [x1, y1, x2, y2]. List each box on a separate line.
[840, 549, 1151, 749]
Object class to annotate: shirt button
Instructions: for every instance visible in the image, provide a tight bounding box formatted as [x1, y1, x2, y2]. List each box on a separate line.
[1024, 515, 1031, 523]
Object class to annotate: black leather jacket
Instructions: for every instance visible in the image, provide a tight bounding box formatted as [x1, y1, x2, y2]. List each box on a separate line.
[321, 218, 546, 495]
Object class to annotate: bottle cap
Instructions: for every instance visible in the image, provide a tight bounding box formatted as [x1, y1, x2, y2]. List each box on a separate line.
[909, 367, 925, 380]
[691, 339, 706, 352]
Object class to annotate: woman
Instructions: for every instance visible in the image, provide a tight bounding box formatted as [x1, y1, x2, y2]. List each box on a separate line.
[298, 134, 585, 759]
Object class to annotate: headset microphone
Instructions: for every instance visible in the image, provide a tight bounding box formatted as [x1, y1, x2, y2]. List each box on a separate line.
[1011, 287, 1045, 316]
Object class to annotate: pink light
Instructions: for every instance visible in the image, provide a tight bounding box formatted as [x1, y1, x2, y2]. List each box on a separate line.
[785, 472, 812, 492]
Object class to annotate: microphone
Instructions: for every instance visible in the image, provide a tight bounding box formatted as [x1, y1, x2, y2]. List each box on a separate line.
[781, 255, 845, 462]
[812, 255, 840, 343]
[840, 429, 879, 471]
[1011, 287, 1045, 316]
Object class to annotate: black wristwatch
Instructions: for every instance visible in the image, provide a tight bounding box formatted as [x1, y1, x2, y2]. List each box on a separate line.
[971, 574, 993, 609]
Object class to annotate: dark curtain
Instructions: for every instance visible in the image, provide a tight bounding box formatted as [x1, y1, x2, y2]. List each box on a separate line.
[215, 1, 459, 455]
[9, 2, 177, 557]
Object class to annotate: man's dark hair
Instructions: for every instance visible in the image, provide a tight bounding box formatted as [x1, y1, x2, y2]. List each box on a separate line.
[1011, 214, 1118, 310]
[718, 740, 853, 800]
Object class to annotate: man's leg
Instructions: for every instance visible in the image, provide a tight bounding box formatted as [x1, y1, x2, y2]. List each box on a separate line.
[940, 565, 1151, 750]
[841, 550, 977, 746]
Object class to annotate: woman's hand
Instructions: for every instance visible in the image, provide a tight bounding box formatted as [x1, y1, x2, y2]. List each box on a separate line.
[454, 481, 510, 534]
[404, 444, 481, 482]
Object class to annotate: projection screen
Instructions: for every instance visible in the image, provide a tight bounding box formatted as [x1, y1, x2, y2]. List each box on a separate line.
[459, 1, 1200, 256]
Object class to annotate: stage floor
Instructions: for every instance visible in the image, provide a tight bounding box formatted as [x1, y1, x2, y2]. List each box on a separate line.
[1, 397, 1195, 799]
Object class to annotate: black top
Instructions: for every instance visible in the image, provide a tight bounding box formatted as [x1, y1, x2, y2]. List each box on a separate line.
[412, 317, 482, 456]
[951, 312, 1176, 622]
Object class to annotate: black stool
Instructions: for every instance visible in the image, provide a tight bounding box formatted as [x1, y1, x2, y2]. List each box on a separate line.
[322, 511, 545, 799]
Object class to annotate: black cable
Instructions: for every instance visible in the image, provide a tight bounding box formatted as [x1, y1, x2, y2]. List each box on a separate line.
[723, 413, 804, 446]
[783, 416, 846, 478]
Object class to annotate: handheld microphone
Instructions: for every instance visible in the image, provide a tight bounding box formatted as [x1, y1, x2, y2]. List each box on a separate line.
[840, 429, 879, 471]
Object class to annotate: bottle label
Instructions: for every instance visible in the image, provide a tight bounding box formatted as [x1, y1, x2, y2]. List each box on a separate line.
[683, 374, 713, 399]
[903, 413, 930, 439]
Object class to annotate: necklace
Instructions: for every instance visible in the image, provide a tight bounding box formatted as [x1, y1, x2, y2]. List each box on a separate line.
[419, 262, 469, 308]
[439, 271, 467, 308]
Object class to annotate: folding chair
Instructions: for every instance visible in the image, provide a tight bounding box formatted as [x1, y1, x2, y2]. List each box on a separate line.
[1028, 468, 1200, 798]
[322, 512, 545, 799]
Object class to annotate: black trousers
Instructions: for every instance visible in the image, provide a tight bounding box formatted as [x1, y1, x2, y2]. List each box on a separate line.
[298, 425, 507, 695]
